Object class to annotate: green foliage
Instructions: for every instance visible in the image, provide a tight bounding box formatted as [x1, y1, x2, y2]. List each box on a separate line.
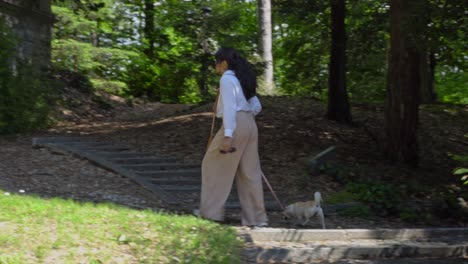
[91, 79, 127, 95]
[0, 18, 56, 134]
[452, 154, 468, 185]
[425, 0, 467, 104]
[338, 204, 372, 218]
[273, 0, 390, 102]
[52, 3, 138, 97]
[326, 190, 359, 204]
[346, 0, 389, 103]
[0, 65, 55, 134]
[273, 0, 465, 105]
[309, 163, 404, 218]
[51, 0, 259, 103]
[399, 210, 433, 223]
[53, 68, 94, 93]
[326, 191, 372, 218]
[49, 0, 466, 104]
[273, 1, 330, 98]
[52, 38, 138, 90]
[436, 68, 468, 104]
[316, 161, 350, 184]
[346, 179, 405, 216]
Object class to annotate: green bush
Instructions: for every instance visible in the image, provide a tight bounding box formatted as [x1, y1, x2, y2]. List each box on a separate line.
[452, 154, 468, 185]
[326, 190, 359, 205]
[337, 204, 372, 218]
[52, 68, 93, 94]
[327, 190, 372, 218]
[436, 66, 468, 105]
[346, 179, 405, 216]
[91, 78, 128, 96]
[0, 63, 57, 134]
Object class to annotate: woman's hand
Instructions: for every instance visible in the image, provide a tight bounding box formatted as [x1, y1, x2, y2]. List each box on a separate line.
[220, 137, 236, 154]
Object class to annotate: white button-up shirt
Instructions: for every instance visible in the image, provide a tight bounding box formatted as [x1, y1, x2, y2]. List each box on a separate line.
[216, 70, 262, 137]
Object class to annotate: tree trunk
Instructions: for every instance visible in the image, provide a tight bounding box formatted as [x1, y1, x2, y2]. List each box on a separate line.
[143, 0, 155, 60]
[198, 53, 211, 100]
[143, 0, 156, 99]
[257, 0, 274, 94]
[420, 51, 437, 103]
[327, 0, 352, 124]
[384, 0, 426, 166]
[92, 20, 101, 47]
[429, 52, 437, 102]
[198, 8, 212, 101]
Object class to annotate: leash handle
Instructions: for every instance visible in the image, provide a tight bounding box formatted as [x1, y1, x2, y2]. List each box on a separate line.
[261, 172, 285, 211]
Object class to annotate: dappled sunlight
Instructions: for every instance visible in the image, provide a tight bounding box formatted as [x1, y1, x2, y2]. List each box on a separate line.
[0, 189, 241, 264]
[49, 111, 214, 135]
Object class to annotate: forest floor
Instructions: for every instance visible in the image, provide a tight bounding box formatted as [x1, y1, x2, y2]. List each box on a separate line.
[1, 85, 467, 229]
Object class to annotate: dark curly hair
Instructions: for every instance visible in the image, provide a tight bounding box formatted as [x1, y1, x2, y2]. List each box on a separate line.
[214, 47, 257, 100]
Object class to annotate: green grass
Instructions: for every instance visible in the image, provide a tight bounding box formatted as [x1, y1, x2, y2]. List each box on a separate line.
[0, 190, 242, 264]
[325, 190, 359, 205]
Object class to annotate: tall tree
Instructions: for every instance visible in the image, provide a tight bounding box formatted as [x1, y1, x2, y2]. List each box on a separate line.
[143, 0, 155, 60]
[419, 52, 436, 104]
[327, 0, 351, 123]
[384, 0, 427, 166]
[257, 0, 274, 94]
[197, 6, 213, 100]
[418, 5, 435, 104]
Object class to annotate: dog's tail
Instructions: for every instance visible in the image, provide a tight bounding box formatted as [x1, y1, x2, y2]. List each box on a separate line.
[314, 191, 322, 207]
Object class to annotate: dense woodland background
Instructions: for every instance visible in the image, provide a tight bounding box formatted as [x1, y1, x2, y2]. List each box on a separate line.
[0, 0, 467, 222]
[1, 1, 466, 116]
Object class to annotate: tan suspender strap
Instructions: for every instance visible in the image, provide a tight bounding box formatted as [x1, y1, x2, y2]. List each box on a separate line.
[207, 89, 220, 149]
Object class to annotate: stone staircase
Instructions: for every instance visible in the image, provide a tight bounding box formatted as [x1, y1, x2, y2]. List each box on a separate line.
[32, 136, 282, 212]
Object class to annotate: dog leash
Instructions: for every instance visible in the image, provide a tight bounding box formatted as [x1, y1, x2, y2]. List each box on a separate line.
[261, 172, 285, 211]
[207, 90, 285, 211]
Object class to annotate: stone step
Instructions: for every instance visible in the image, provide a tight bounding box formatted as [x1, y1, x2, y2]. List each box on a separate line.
[79, 146, 131, 152]
[32, 137, 96, 145]
[67, 142, 111, 147]
[95, 152, 156, 158]
[244, 239, 467, 262]
[123, 164, 199, 171]
[308, 259, 468, 264]
[241, 228, 468, 263]
[226, 200, 282, 211]
[135, 169, 201, 178]
[151, 178, 201, 185]
[248, 228, 468, 242]
[111, 157, 177, 164]
[148, 185, 281, 201]
[160, 185, 201, 192]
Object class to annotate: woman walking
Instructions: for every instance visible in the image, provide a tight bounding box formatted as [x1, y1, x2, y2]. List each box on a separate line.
[198, 47, 268, 227]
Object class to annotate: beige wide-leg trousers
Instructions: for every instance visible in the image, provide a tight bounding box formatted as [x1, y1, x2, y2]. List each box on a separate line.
[200, 111, 268, 226]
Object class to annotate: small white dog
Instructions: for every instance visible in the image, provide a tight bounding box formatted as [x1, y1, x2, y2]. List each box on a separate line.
[283, 191, 326, 229]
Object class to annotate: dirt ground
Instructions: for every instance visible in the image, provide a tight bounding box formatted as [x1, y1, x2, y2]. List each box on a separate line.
[1, 88, 467, 229]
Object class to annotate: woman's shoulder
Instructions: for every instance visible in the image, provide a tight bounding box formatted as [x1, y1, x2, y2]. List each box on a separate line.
[223, 70, 236, 76]
[220, 70, 238, 82]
